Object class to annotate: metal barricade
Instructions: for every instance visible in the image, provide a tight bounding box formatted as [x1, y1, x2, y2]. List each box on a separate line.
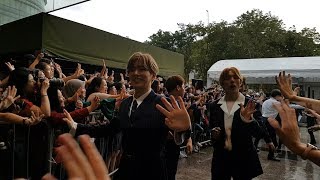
[83, 111, 121, 177]
[0, 120, 53, 179]
[1, 110, 212, 179]
[45, 110, 121, 179]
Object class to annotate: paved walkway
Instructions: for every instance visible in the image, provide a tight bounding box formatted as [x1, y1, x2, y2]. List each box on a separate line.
[176, 126, 320, 180]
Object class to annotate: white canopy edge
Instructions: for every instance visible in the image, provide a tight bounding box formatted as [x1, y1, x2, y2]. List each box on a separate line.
[207, 56, 320, 85]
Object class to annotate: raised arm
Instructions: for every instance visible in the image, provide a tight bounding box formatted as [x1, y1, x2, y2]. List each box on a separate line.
[38, 78, 51, 117]
[306, 108, 320, 132]
[62, 63, 84, 83]
[0, 62, 15, 88]
[307, 108, 320, 123]
[54, 62, 66, 78]
[29, 53, 43, 70]
[42, 134, 110, 180]
[0, 111, 43, 125]
[268, 99, 320, 166]
[100, 59, 107, 78]
[156, 95, 191, 132]
[87, 92, 120, 102]
[0, 86, 20, 111]
[63, 107, 120, 138]
[276, 71, 320, 114]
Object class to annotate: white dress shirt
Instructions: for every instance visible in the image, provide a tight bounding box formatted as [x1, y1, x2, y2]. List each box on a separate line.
[261, 97, 280, 119]
[129, 89, 151, 117]
[217, 93, 247, 151]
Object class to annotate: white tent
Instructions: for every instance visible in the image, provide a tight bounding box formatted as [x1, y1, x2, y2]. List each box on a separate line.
[207, 56, 320, 99]
[207, 56, 320, 86]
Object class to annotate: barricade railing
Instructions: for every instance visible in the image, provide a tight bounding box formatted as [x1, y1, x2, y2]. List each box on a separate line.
[0, 110, 121, 179]
[48, 110, 122, 179]
[0, 111, 212, 179]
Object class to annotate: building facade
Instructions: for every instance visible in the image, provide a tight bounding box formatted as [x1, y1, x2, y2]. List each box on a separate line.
[0, 0, 46, 25]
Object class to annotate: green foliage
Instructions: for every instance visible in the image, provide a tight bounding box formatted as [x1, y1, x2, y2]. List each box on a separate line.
[146, 9, 320, 82]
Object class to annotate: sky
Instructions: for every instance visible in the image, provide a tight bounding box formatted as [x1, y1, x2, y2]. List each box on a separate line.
[51, 0, 320, 43]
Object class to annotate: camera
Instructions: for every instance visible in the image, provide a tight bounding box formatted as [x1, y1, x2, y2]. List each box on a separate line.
[49, 78, 65, 89]
[39, 78, 64, 89]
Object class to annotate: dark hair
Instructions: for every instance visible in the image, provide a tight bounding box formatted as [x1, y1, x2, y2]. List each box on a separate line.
[151, 79, 160, 93]
[8, 67, 32, 97]
[165, 75, 185, 93]
[270, 89, 282, 98]
[78, 74, 87, 81]
[35, 61, 50, 71]
[113, 82, 123, 91]
[47, 87, 62, 112]
[86, 77, 103, 100]
[32, 68, 43, 82]
[40, 58, 53, 65]
[107, 82, 115, 93]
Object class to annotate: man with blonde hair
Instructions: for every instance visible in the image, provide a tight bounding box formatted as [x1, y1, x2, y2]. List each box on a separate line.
[68, 52, 191, 180]
[210, 67, 265, 180]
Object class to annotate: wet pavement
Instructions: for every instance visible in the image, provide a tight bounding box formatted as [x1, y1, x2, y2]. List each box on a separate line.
[176, 126, 320, 180]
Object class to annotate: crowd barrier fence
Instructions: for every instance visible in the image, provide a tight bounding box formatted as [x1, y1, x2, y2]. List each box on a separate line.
[0, 111, 212, 179]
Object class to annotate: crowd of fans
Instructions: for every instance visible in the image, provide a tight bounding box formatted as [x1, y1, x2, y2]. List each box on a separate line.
[0, 51, 320, 180]
[0, 51, 214, 179]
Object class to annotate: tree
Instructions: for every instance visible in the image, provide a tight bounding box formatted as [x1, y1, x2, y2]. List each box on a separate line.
[147, 23, 203, 79]
[146, 9, 320, 83]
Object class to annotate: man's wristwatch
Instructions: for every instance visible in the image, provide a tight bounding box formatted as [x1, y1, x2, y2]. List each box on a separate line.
[301, 143, 319, 160]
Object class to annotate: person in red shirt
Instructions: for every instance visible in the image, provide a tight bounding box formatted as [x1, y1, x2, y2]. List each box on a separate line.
[47, 88, 100, 125]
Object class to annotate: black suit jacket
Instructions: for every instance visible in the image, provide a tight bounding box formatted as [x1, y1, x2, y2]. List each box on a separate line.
[76, 90, 169, 180]
[209, 97, 264, 179]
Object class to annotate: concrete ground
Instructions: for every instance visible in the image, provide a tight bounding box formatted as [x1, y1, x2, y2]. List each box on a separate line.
[176, 126, 320, 180]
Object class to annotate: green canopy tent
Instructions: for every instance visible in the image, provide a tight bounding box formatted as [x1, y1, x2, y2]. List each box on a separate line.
[0, 13, 184, 77]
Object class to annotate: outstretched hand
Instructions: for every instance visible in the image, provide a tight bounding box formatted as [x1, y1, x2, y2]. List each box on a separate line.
[24, 110, 44, 125]
[0, 86, 20, 110]
[89, 96, 101, 111]
[100, 59, 107, 77]
[308, 125, 320, 132]
[5, 62, 15, 72]
[267, 99, 304, 154]
[74, 63, 85, 78]
[62, 109, 75, 128]
[156, 95, 191, 132]
[276, 71, 295, 100]
[106, 70, 114, 83]
[42, 133, 110, 180]
[240, 100, 256, 122]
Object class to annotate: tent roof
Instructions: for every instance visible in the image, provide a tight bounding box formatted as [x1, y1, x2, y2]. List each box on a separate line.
[208, 57, 320, 80]
[0, 13, 184, 77]
[207, 57, 320, 84]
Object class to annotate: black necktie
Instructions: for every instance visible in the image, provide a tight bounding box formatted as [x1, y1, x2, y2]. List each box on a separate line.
[130, 100, 138, 119]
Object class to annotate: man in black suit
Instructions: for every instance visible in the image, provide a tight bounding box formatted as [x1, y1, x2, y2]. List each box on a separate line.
[209, 67, 266, 180]
[67, 52, 191, 180]
[164, 75, 193, 180]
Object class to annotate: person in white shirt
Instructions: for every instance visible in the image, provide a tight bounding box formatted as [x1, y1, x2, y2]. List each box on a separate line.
[262, 89, 283, 161]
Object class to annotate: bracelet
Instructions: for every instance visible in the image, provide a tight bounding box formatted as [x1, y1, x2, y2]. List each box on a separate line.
[41, 94, 48, 97]
[301, 143, 318, 160]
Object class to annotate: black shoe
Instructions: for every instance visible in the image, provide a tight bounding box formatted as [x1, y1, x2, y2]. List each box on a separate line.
[268, 157, 281, 162]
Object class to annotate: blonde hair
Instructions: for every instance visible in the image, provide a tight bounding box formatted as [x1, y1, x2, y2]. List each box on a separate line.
[127, 52, 159, 75]
[219, 67, 242, 85]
